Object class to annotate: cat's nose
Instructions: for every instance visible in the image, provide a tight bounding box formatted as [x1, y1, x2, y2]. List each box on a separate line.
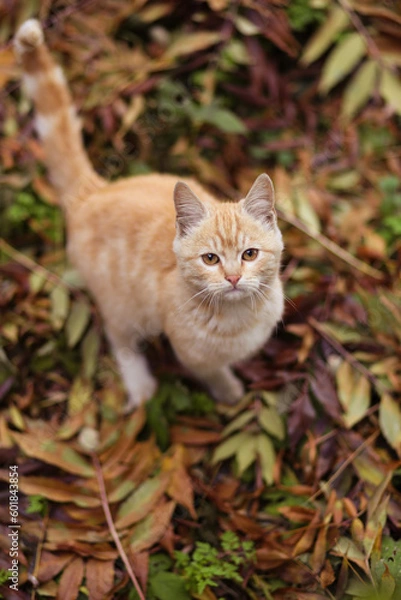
[225, 274, 241, 287]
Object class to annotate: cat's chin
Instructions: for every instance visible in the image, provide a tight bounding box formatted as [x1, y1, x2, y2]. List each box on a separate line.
[223, 287, 248, 301]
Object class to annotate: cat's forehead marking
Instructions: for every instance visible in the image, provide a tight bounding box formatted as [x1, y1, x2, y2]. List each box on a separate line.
[212, 207, 243, 251]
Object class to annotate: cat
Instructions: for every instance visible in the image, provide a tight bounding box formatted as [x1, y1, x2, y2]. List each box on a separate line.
[14, 19, 284, 412]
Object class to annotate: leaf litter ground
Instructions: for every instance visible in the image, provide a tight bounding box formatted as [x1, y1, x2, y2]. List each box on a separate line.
[0, 1, 401, 599]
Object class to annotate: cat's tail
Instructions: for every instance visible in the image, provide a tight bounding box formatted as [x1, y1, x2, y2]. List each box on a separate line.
[14, 19, 104, 210]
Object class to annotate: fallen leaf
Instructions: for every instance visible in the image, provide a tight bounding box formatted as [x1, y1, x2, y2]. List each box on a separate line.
[56, 556, 85, 600]
[129, 499, 176, 553]
[85, 559, 115, 600]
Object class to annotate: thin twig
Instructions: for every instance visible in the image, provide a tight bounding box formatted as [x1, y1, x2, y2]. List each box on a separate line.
[0, 238, 74, 290]
[277, 209, 385, 281]
[28, 511, 49, 597]
[308, 316, 389, 394]
[307, 429, 380, 503]
[92, 454, 146, 600]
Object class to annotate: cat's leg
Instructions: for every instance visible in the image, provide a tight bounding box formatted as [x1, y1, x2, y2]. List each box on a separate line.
[194, 366, 245, 405]
[106, 327, 157, 413]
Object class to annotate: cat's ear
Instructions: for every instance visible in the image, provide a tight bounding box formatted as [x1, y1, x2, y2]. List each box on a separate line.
[242, 174, 275, 226]
[174, 182, 207, 236]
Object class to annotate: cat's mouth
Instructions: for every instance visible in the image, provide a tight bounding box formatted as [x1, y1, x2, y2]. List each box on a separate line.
[224, 286, 247, 299]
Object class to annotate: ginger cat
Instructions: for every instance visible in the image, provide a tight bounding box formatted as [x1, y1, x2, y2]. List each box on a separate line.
[14, 20, 284, 412]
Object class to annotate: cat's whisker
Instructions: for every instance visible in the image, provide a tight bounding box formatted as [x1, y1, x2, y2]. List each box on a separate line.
[257, 282, 297, 311]
[175, 287, 209, 314]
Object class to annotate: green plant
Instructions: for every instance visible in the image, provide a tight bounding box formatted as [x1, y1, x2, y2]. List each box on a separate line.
[377, 175, 401, 245]
[129, 554, 190, 600]
[26, 494, 48, 516]
[301, 4, 401, 120]
[4, 190, 63, 243]
[146, 379, 214, 449]
[175, 531, 255, 595]
[345, 537, 401, 599]
[0, 569, 8, 585]
[287, 0, 325, 32]
[212, 391, 286, 485]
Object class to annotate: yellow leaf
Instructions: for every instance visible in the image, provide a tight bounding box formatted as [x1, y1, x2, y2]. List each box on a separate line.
[212, 431, 250, 464]
[165, 32, 221, 60]
[301, 6, 349, 65]
[12, 432, 94, 477]
[380, 69, 401, 115]
[258, 407, 285, 441]
[50, 284, 70, 330]
[336, 361, 370, 428]
[222, 410, 254, 437]
[65, 299, 91, 348]
[320, 33, 366, 94]
[256, 434, 276, 485]
[116, 473, 171, 529]
[342, 60, 378, 120]
[129, 499, 175, 553]
[379, 394, 401, 454]
[236, 433, 257, 475]
[68, 377, 92, 417]
[295, 187, 320, 233]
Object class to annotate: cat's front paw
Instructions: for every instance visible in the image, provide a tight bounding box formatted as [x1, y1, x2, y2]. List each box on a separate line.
[123, 374, 158, 414]
[210, 371, 245, 405]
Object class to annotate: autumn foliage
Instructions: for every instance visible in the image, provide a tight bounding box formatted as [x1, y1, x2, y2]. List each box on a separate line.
[0, 1, 401, 599]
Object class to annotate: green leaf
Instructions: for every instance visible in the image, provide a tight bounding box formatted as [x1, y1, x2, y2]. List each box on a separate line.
[301, 5, 349, 65]
[50, 284, 70, 330]
[222, 410, 254, 437]
[256, 434, 276, 485]
[65, 299, 91, 348]
[68, 377, 92, 416]
[379, 394, 401, 454]
[129, 500, 175, 553]
[236, 433, 257, 475]
[211, 431, 250, 464]
[336, 361, 370, 428]
[332, 537, 367, 569]
[81, 327, 100, 379]
[319, 32, 366, 94]
[258, 407, 285, 441]
[29, 271, 46, 294]
[342, 60, 378, 120]
[380, 69, 401, 115]
[116, 473, 170, 529]
[192, 105, 247, 134]
[150, 572, 191, 600]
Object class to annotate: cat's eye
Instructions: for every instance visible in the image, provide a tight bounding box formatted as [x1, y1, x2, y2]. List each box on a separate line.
[242, 248, 259, 261]
[202, 253, 220, 265]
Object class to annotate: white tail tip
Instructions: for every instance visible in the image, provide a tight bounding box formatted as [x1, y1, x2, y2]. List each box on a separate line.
[14, 19, 44, 55]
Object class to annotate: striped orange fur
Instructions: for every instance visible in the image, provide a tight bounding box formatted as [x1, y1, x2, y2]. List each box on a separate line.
[14, 20, 284, 411]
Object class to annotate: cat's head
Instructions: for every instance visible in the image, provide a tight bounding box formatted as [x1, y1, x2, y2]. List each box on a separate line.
[173, 174, 283, 304]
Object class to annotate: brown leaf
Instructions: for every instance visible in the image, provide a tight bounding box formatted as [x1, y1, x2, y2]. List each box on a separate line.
[170, 425, 221, 445]
[100, 406, 147, 473]
[129, 499, 176, 553]
[18, 476, 100, 508]
[310, 362, 341, 420]
[11, 432, 94, 477]
[85, 559, 115, 600]
[37, 552, 74, 583]
[116, 472, 171, 530]
[57, 556, 85, 600]
[292, 513, 320, 557]
[164, 446, 196, 519]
